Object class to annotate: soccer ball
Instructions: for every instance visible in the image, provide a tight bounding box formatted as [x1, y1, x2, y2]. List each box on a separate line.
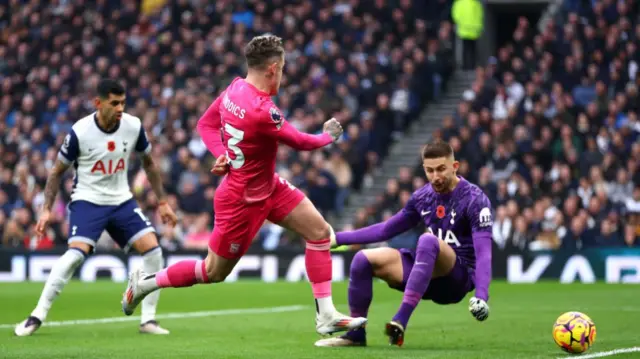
[552, 311, 597, 354]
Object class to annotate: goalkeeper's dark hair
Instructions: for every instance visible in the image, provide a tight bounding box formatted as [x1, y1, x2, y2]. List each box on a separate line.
[97, 79, 125, 99]
[244, 34, 285, 69]
[422, 140, 454, 159]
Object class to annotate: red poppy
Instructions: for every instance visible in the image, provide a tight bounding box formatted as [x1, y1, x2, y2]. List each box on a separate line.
[107, 141, 116, 152]
[436, 205, 446, 219]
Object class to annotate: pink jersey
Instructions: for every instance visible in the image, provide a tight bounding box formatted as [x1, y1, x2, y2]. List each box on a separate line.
[197, 77, 333, 202]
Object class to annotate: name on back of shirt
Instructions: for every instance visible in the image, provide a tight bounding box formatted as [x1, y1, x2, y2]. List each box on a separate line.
[223, 94, 246, 119]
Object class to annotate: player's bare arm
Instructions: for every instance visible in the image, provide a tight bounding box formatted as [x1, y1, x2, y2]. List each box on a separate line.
[36, 159, 71, 236]
[140, 153, 177, 227]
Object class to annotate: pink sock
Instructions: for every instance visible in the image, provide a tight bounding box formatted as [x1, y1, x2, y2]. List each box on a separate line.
[305, 239, 332, 299]
[155, 260, 208, 288]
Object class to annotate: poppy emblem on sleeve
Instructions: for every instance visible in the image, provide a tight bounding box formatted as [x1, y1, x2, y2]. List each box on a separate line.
[107, 141, 116, 152]
[436, 205, 446, 219]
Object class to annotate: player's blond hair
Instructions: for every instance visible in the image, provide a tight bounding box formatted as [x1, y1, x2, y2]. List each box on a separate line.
[244, 34, 285, 69]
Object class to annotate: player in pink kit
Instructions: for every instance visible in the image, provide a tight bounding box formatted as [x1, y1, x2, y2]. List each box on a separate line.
[121, 34, 367, 336]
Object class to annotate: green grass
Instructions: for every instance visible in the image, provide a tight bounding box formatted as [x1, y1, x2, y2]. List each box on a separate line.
[0, 281, 638, 358]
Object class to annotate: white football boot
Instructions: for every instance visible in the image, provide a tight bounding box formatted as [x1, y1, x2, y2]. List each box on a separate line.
[14, 316, 42, 336]
[315, 312, 367, 336]
[139, 320, 170, 335]
[122, 268, 147, 316]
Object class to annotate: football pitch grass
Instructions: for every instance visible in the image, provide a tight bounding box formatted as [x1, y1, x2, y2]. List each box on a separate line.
[0, 281, 638, 359]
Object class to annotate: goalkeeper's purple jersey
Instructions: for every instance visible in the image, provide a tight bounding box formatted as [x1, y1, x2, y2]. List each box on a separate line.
[336, 176, 493, 301]
[404, 177, 493, 269]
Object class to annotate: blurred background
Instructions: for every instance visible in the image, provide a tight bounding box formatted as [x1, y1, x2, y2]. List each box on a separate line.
[0, 0, 638, 279]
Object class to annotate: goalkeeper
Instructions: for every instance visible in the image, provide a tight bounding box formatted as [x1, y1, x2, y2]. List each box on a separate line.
[317, 140, 492, 347]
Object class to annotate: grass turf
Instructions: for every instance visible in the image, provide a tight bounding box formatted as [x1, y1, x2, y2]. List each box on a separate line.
[0, 281, 637, 358]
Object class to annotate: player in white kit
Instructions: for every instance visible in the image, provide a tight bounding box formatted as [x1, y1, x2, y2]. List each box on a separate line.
[14, 79, 178, 336]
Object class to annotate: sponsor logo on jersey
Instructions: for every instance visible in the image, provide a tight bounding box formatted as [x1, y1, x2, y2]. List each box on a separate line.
[91, 159, 126, 175]
[479, 207, 492, 227]
[426, 227, 461, 247]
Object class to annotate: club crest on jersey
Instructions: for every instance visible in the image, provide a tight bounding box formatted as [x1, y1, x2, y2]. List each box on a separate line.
[269, 107, 283, 130]
[436, 205, 446, 219]
[229, 242, 240, 254]
[107, 141, 116, 152]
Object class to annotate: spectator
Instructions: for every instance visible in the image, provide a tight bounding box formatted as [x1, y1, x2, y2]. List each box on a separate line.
[0, 1, 455, 251]
[182, 214, 211, 251]
[363, 0, 640, 252]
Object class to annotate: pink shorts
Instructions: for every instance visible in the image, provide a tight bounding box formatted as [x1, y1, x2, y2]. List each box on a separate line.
[209, 176, 305, 259]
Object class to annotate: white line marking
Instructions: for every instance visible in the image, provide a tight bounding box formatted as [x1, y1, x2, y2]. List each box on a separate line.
[557, 347, 640, 359]
[0, 305, 307, 329]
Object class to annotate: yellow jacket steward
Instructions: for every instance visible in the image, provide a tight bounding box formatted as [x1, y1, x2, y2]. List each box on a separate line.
[452, 0, 484, 40]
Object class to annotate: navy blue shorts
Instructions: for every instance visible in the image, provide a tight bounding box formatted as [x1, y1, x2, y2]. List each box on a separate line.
[389, 248, 475, 305]
[67, 198, 155, 252]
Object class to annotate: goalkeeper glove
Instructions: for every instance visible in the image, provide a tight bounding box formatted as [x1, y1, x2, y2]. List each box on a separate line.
[329, 226, 337, 248]
[468, 297, 489, 321]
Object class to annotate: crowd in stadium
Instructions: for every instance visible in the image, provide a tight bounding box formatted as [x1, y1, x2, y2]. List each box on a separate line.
[361, 0, 640, 251]
[0, 0, 454, 251]
[1, 0, 638, 253]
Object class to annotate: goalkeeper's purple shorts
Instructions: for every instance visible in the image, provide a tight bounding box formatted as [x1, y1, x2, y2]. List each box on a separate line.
[388, 248, 475, 304]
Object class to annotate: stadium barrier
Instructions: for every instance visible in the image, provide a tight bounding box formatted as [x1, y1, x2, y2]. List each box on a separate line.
[0, 249, 355, 283]
[494, 247, 640, 284]
[1, 248, 638, 283]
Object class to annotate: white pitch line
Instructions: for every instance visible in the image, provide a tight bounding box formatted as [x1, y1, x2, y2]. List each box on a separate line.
[0, 305, 307, 330]
[557, 347, 640, 359]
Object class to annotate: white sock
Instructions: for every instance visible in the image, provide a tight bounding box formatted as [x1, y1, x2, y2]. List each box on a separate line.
[140, 247, 164, 324]
[316, 296, 336, 317]
[31, 249, 85, 321]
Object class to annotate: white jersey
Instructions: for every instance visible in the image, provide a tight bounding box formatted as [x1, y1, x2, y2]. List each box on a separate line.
[57, 112, 151, 206]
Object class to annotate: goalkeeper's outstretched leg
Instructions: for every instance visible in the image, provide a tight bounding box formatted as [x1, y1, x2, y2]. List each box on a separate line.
[316, 234, 469, 347]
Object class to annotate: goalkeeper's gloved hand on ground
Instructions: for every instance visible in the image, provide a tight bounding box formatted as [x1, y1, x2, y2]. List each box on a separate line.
[469, 297, 489, 321]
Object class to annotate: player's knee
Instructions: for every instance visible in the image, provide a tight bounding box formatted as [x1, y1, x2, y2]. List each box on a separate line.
[68, 242, 93, 256]
[203, 260, 227, 283]
[417, 233, 440, 254]
[132, 233, 160, 254]
[306, 222, 331, 242]
[350, 250, 372, 276]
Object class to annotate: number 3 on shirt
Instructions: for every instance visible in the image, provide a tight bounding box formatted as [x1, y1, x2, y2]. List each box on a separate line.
[224, 123, 245, 169]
